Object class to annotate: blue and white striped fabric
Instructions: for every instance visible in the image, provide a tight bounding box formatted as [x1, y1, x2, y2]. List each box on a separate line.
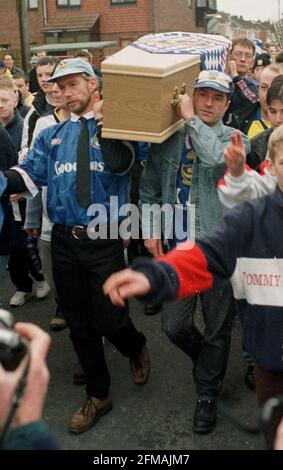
[0, 172, 7, 234]
[132, 32, 231, 72]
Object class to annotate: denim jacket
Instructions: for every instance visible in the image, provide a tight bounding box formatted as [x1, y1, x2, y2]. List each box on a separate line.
[139, 116, 250, 239]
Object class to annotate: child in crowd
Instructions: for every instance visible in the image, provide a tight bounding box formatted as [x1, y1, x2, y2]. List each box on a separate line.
[104, 129, 283, 448]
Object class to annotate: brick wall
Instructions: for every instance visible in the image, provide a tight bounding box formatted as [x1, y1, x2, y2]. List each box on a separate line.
[0, 0, 202, 66]
[0, 0, 44, 66]
[153, 0, 203, 34]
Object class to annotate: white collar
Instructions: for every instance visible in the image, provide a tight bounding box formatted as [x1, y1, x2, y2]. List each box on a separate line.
[71, 111, 95, 122]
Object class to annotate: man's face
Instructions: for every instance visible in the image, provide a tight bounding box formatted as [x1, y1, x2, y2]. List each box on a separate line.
[36, 63, 55, 94]
[0, 88, 17, 122]
[269, 144, 283, 191]
[56, 74, 96, 115]
[193, 88, 230, 127]
[51, 83, 68, 109]
[259, 70, 279, 116]
[267, 99, 283, 128]
[3, 55, 14, 70]
[230, 45, 254, 76]
[14, 77, 29, 99]
[37, 51, 46, 59]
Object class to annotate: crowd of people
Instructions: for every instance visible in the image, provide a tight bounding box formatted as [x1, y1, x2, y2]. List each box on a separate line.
[0, 38, 283, 450]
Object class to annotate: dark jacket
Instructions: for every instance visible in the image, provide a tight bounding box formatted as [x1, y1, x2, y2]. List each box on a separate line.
[17, 91, 30, 118]
[132, 185, 283, 373]
[224, 102, 260, 135]
[3, 421, 60, 450]
[0, 127, 16, 255]
[246, 127, 273, 172]
[27, 90, 54, 147]
[5, 110, 24, 153]
[28, 67, 40, 94]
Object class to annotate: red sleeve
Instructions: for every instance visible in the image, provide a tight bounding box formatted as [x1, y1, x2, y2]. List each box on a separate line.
[157, 242, 213, 299]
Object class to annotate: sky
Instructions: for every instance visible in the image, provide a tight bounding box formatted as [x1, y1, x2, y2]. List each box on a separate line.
[217, 0, 281, 22]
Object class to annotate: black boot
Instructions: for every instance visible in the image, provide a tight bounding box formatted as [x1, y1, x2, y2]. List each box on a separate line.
[193, 397, 217, 434]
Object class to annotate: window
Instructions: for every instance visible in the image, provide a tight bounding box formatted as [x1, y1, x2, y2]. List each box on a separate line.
[57, 0, 81, 7]
[208, 0, 217, 8]
[188, 0, 193, 7]
[196, 0, 206, 6]
[28, 0, 38, 9]
[111, 0, 137, 5]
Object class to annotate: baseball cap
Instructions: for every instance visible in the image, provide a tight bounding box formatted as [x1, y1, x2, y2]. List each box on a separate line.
[30, 55, 39, 65]
[193, 70, 234, 95]
[47, 58, 94, 83]
[252, 53, 270, 71]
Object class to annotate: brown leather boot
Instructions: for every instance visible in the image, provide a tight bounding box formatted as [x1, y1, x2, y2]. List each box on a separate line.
[69, 396, 112, 434]
[129, 346, 150, 385]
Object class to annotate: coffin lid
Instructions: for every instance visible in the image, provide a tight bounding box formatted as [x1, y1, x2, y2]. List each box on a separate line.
[101, 43, 200, 78]
[101, 31, 231, 78]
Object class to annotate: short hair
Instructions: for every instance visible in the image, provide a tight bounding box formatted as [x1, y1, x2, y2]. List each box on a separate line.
[81, 72, 103, 94]
[13, 71, 28, 82]
[3, 51, 14, 60]
[231, 38, 255, 56]
[37, 56, 59, 68]
[276, 50, 283, 63]
[76, 49, 92, 62]
[0, 75, 16, 92]
[266, 74, 283, 106]
[267, 125, 283, 161]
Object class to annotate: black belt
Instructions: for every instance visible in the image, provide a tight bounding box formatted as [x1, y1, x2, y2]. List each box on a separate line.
[54, 224, 90, 240]
[53, 223, 120, 240]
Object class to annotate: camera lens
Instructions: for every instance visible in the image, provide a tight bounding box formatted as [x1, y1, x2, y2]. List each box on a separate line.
[0, 310, 27, 371]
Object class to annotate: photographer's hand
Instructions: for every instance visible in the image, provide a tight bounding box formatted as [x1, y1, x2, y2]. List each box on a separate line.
[0, 323, 51, 428]
[274, 418, 283, 450]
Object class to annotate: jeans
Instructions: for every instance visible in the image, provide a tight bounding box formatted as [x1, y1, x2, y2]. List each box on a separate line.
[51, 225, 146, 399]
[161, 283, 235, 399]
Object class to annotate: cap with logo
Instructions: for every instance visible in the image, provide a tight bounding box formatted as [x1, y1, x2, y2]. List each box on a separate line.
[47, 58, 94, 82]
[193, 70, 234, 95]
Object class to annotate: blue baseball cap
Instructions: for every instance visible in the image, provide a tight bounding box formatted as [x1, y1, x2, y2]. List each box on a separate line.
[30, 55, 39, 65]
[193, 70, 234, 95]
[47, 58, 94, 82]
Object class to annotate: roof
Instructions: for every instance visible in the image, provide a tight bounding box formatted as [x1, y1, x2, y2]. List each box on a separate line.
[30, 41, 117, 53]
[42, 13, 99, 33]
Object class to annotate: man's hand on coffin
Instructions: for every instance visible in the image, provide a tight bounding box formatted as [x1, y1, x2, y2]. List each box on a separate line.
[176, 94, 195, 121]
[93, 89, 103, 120]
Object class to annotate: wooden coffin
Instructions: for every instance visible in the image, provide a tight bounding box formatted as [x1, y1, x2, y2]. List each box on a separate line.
[101, 32, 230, 143]
[101, 46, 200, 143]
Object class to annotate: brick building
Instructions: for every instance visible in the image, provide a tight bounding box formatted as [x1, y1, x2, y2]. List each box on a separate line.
[0, 0, 217, 67]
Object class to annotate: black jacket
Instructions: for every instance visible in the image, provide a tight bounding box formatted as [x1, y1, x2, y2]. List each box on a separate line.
[246, 127, 273, 172]
[27, 90, 54, 146]
[0, 127, 17, 255]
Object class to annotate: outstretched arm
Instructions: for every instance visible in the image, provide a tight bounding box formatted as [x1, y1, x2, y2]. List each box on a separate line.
[218, 132, 276, 209]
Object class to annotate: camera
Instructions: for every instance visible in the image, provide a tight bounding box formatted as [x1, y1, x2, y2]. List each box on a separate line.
[0, 309, 27, 371]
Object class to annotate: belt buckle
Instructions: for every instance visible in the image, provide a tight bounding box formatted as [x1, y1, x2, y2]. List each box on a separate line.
[71, 225, 85, 240]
